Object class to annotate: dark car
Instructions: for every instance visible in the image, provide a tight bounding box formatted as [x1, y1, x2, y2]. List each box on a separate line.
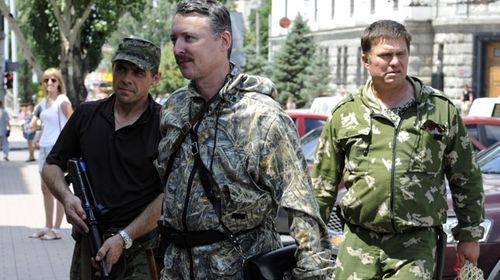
[463, 116, 500, 151]
[287, 110, 328, 137]
[442, 142, 500, 279]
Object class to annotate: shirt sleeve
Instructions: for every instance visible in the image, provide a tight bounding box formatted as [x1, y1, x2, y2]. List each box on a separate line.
[262, 114, 334, 279]
[311, 115, 345, 222]
[445, 107, 485, 241]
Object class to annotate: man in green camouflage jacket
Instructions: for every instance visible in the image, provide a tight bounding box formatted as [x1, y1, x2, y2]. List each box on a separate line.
[313, 20, 484, 279]
[153, 0, 333, 279]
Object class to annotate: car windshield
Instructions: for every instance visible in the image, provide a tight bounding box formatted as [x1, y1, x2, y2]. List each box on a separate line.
[477, 143, 500, 174]
[300, 126, 323, 162]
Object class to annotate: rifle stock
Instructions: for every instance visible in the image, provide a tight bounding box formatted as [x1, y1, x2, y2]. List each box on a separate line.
[67, 159, 110, 279]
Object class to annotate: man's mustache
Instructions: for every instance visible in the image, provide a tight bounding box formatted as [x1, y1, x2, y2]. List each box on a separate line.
[175, 55, 193, 64]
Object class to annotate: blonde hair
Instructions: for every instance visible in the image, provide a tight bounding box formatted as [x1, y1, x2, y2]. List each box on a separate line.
[42, 68, 66, 95]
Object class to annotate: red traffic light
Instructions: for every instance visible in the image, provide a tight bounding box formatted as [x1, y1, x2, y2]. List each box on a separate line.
[5, 72, 13, 89]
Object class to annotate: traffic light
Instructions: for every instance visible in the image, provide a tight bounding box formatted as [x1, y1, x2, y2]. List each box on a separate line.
[5, 72, 13, 89]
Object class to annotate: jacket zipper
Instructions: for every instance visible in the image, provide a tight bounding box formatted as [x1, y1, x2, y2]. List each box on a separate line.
[389, 120, 403, 233]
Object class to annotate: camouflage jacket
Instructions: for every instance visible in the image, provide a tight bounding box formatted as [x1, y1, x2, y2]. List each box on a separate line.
[156, 66, 333, 279]
[313, 76, 484, 241]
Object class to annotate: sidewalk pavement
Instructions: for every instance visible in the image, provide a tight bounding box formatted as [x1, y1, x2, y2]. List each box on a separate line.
[0, 127, 73, 280]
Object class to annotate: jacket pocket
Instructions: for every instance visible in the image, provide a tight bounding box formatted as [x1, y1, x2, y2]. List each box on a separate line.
[408, 119, 447, 173]
[337, 128, 371, 172]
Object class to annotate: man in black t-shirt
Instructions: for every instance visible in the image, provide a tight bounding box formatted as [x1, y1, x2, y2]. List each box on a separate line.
[42, 38, 163, 279]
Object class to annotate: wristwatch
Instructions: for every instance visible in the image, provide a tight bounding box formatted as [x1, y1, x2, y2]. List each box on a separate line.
[118, 230, 133, 249]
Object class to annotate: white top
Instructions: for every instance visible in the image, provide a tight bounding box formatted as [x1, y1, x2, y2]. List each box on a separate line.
[39, 95, 72, 147]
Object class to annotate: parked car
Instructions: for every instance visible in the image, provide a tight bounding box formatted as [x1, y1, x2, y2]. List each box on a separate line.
[468, 97, 500, 118]
[462, 116, 500, 151]
[287, 110, 328, 137]
[300, 125, 323, 170]
[309, 96, 344, 116]
[442, 142, 500, 279]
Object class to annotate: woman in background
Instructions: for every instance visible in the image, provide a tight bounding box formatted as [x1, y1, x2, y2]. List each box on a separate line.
[28, 68, 73, 240]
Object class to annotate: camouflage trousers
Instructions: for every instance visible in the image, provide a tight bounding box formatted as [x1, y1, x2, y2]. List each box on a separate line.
[70, 229, 157, 280]
[333, 223, 437, 280]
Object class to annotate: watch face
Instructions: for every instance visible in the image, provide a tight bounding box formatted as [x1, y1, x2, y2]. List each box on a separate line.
[119, 230, 132, 249]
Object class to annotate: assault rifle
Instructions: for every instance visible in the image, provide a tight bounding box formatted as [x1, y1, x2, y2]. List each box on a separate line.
[67, 159, 110, 279]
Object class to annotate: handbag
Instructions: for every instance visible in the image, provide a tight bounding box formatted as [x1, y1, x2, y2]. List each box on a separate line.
[243, 244, 297, 280]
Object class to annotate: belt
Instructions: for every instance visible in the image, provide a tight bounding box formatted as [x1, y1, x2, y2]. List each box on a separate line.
[162, 227, 256, 249]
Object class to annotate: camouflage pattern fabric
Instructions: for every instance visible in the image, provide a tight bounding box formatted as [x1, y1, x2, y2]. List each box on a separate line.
[333, 223, 437, 280]
[156, 65, 334, 279]
[111, 37, 161, 71]
[312, 76, 484, 277]
[70, 231, 156, 280]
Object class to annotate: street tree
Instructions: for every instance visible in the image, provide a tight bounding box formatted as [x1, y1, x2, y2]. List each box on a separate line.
[106, 0, 185, 97]
[271, 14, 317, 108]
[4, 0, 147, 104]
[302, 50, 333, 106]
[242, 0, 271, 76]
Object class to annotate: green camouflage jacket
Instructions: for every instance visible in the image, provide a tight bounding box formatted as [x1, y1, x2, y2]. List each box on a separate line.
[313, 76, 484, 241]
[156, 66, 333, 279]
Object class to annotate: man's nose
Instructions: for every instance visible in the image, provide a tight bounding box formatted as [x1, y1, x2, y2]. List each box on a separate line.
[173, 40, 185, 55]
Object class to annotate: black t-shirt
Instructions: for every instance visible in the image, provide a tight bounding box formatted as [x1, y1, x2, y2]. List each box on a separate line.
[46, 94, 162, 228]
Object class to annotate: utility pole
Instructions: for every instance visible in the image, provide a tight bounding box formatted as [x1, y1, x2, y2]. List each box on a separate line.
[10, 0, 17, 114]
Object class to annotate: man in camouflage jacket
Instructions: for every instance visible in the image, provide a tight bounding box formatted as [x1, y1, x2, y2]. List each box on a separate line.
[154, 0, 333, 279]
[313, 20, 484, 279]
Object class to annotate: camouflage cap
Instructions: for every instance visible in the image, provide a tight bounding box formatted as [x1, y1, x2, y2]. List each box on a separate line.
[112, 37, 161, 72]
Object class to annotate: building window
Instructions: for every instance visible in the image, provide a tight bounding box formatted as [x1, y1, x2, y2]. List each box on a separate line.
[438, 43, 444, 73]
[336, 47, 342, 85]
[494, 48, 500, 57]
[331, 0, 335, 19]
[350, 0, 354, 17]
[371, 0, 375, 14]
[343, 46, 348, 85]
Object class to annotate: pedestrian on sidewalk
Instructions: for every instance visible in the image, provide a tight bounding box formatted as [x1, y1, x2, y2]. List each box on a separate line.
[42, 38, 163, 279]
[0, 100, 11, 161]
[23, 101, 37, 162]
[28, 68, 73, 241]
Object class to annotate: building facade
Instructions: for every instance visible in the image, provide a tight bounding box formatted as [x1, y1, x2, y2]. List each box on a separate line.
[269, 0, 500, 100]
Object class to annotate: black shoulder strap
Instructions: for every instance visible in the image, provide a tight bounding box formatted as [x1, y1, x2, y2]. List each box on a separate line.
[189, 129, 246, 258]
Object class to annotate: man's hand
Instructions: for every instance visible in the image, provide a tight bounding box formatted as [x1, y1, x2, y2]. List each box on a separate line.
[95, 234, 125, 273]
[456, 240, 480, 266]
[62, 194, 88, 234]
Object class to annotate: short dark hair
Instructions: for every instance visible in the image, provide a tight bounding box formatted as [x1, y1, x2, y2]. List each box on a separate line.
[176, 0, 233, 58]
[361, 20, 412, 54]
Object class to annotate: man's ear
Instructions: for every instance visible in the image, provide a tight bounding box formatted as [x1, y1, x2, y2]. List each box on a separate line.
[361, 53, 370, 68]
[220, 30, 232, 52]
[152, 72, 162, 85]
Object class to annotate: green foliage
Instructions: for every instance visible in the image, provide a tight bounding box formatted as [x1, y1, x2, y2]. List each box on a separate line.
[302, 50, 332, 107]
[155, 42, 187, 96]
[107, 0, 185, 96]
[271, 15, 316, 108]
[242, 0, 271, 75]
[246, 0, 271, 58]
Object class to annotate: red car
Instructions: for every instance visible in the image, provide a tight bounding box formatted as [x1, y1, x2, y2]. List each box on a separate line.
[462, 116, 500, 151]
[287, 110, 328, 137]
